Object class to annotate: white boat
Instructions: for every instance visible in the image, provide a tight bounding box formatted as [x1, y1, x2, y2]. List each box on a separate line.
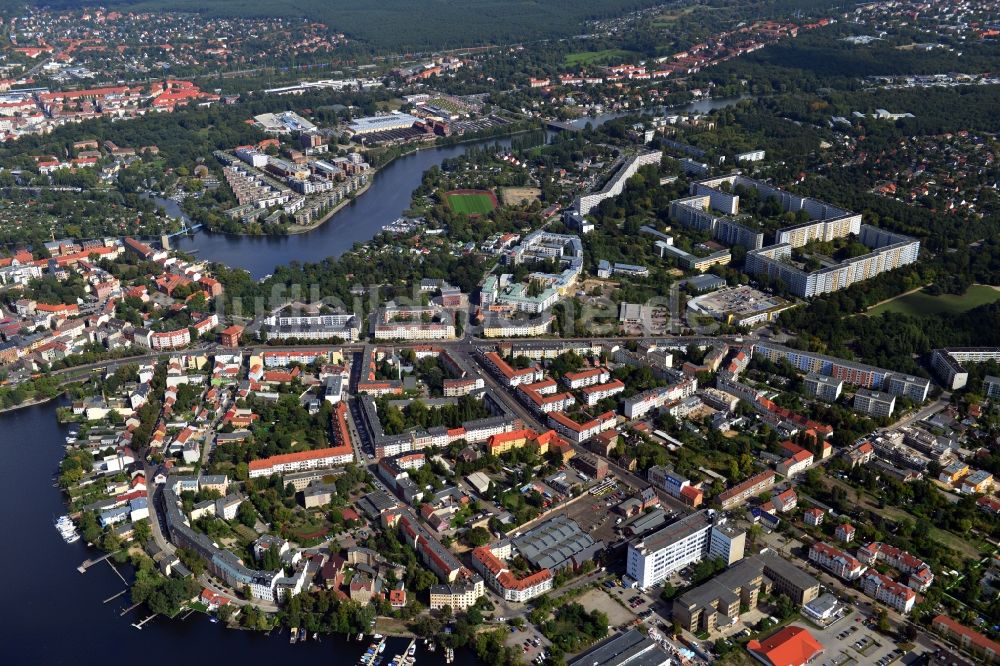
[378, 642, 386, 653]
[64, 533, 80, 543]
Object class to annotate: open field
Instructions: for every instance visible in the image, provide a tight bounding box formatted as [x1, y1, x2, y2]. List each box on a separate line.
[651, 5, 700, 27]
[444, 189, 497, 215]
[866, 284, 1000, 316]
[576, 588, 635, 628]
[564, 49, 636, 66]
[500, 186, 541, 206]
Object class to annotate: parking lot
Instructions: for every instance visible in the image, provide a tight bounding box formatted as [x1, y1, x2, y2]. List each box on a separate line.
[808, 611, 904, 666]
[503, 626, 550, 664]
[532, 479, 626, 545]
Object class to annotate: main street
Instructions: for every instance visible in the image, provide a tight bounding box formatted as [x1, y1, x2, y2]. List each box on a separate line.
[457, 347, 694, 516]
[40, 332, 758, 384]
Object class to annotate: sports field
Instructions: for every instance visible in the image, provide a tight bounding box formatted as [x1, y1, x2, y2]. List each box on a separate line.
[867, 284, 1000, 317]
[444, 189, 498, 215]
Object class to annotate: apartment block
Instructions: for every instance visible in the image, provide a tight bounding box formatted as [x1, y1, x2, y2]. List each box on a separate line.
[853, 388, 896, 418]
[804, 372, 843, 401]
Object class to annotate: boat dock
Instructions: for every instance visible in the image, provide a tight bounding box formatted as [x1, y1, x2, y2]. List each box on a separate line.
[78, 552, 112, 572]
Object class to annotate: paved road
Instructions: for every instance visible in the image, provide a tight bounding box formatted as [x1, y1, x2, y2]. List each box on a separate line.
[41, 333, 756, 384]
[461, 347, 693, 515]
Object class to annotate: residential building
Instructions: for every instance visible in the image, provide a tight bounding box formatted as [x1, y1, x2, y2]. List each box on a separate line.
[835, 523, 856, 543]
[428, 578, 486, 611]
[471, 544, 554, 603]
[857, 542, 933, 592]
[575, 151, 662, 215]
[804, 373, 843, 401]
[718, 470, 776, 510]
[962, 470, 994, 495]
[804, 508, 824, 526]
[247, 445, 354, 478]
[853, 389, 895, 418]
[862, 570, 916, 613]
[808, 542, 865, 580]
[932, 348, 1000, 390]
[932, 615, 1000, 664]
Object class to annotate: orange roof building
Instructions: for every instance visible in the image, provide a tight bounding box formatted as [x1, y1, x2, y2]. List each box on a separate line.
[747, 626, 823, 666]
[247, 445, 354, 478]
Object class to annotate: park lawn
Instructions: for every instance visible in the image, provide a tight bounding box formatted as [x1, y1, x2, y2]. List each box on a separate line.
[564, 49, 636, 66]
[445, 192, 496, 215]
[867, 285, 1000, 317]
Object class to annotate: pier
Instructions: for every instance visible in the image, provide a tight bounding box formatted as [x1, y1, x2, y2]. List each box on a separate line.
[78, 552, 112, 573]
[120, 602, 142, 616]
[106, 558, 127, 584]
[103, 589, 127, 604]
[131, 613, 157, 630]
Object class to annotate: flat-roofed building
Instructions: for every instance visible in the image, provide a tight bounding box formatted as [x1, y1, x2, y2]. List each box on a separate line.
[626, 511, 745, 589]
[673, 557, 764, 635]
[854, 388, 895, 418]
[567, 630, 671, 666]
[511, 514, 602, 572]
[756, 551, 821, 606]
[804, 373, 843, 401]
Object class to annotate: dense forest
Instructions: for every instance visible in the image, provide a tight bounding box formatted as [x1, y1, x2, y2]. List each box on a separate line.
[28, 0, 665, 51]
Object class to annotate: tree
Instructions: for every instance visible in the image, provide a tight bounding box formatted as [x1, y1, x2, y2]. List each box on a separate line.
[462, 526, 491, 547]
[132, 519, 152, 545]
[237, 500, 257, 528]
[876, 609, 891, 634]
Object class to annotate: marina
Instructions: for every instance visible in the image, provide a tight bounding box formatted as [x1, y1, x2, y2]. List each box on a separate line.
[56, 515, 80, 543]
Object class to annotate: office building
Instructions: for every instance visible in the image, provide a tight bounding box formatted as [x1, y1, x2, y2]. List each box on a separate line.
[626, 511, 745, 589]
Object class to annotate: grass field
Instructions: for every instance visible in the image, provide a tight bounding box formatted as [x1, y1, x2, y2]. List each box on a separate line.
[564, 49, 636, 66]
[867, 285, 1000, 317]
[444, 189, 497, 215]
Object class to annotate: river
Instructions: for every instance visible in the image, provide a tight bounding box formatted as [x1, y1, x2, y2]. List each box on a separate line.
[0, 402, 475, 665]
[171, 138, 514, 280]
[169, 96, 747, 280]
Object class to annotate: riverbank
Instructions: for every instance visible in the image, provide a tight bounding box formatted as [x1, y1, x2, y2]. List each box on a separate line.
[0, 391, 61, 414]
[0, 399, 472, 664]
[285, 178, 374, 234]
[201, 125, 537, 238]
